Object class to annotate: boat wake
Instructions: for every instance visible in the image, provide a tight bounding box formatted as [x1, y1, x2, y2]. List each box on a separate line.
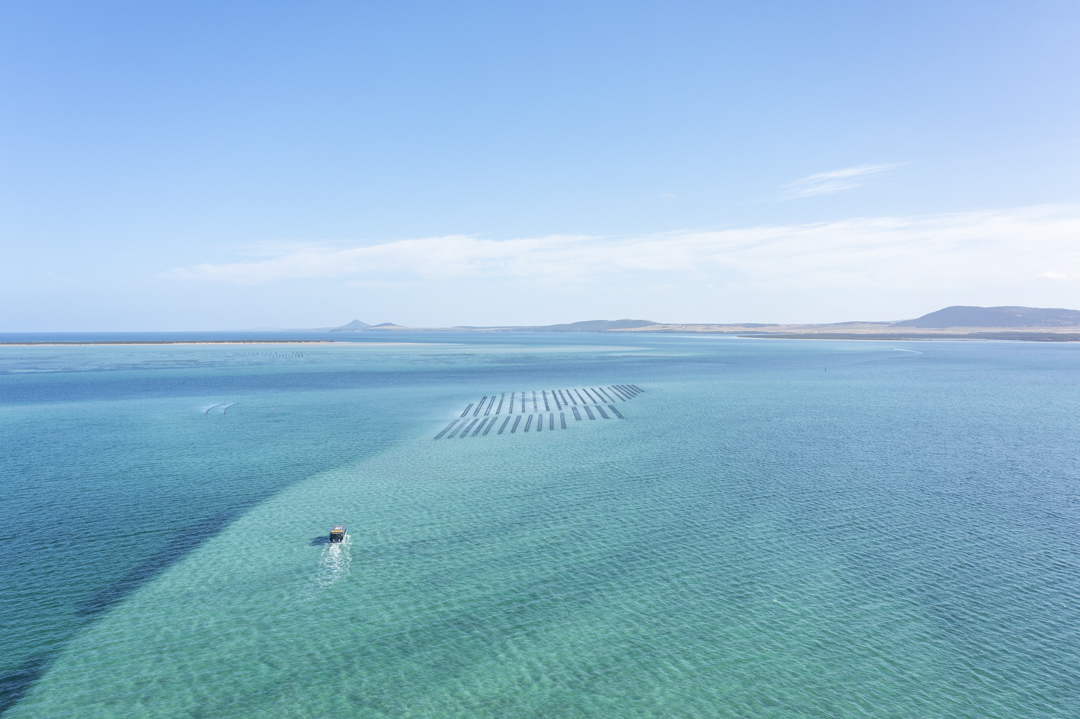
[314, 536, 352, 589]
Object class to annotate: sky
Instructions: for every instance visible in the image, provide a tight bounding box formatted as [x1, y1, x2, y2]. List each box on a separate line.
[1, 0, 1079, 330]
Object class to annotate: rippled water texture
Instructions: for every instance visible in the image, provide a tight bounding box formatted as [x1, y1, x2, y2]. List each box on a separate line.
[2, 335, 1079, 717]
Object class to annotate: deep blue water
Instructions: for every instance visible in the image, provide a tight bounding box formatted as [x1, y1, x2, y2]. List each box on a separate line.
[1, 334, 1079, 717]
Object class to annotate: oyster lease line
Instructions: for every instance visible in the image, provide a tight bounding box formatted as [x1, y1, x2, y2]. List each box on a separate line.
[435, 385, 642, 439]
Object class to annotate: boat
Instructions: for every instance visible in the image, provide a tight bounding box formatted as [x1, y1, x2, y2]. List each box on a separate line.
[329, 525, 347, 543]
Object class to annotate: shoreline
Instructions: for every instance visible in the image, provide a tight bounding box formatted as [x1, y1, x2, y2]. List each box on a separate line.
[738, 332, 1080, 342]
[6, 328, 1080, 344]
[0, 340, 337, 347]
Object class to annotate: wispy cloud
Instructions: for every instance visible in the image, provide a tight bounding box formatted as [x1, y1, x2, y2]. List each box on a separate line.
[782, 163, 903, 198]
[165, 234, 596, 285]
[164, 205, 1080, 293]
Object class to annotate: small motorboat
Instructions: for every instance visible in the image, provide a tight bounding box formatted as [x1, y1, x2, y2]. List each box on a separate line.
[329, 525, 347, 543]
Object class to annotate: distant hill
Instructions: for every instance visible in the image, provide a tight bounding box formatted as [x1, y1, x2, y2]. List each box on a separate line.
[312, 307, 1080, 339]
[894, 306, 1080, 328]
[329, 320, 372, 332]
[519, 319, 656, 332]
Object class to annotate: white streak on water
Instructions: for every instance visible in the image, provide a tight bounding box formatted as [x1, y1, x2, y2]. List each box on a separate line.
[314, 536, 351, 589]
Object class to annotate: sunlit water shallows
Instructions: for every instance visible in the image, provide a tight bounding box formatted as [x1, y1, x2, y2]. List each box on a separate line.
[2, 334, 1079, 717]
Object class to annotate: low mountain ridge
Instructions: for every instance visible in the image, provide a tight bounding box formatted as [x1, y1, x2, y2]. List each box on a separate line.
[316, 307, 1080, 337]
[894, 306, 1080, 328]
[519, 319, 656, 332]
[329, 320, 372, 332]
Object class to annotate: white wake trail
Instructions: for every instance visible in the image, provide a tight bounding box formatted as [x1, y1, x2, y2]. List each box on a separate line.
[314, 536, 352, 588]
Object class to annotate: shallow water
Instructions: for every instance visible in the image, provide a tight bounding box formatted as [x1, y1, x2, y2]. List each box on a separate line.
[2, 335, 1079, 717]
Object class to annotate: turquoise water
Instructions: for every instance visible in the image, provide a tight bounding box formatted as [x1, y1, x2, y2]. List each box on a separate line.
[2, 335, 1079, 717]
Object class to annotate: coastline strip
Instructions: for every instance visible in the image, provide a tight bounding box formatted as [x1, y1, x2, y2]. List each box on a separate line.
[0, 340, 336, 346]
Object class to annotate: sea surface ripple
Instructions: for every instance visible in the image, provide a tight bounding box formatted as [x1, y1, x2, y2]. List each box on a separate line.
[1, 335, 1079, 717]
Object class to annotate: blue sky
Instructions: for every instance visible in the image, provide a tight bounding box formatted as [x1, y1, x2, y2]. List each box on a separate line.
[2, 1, 1078, 330]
